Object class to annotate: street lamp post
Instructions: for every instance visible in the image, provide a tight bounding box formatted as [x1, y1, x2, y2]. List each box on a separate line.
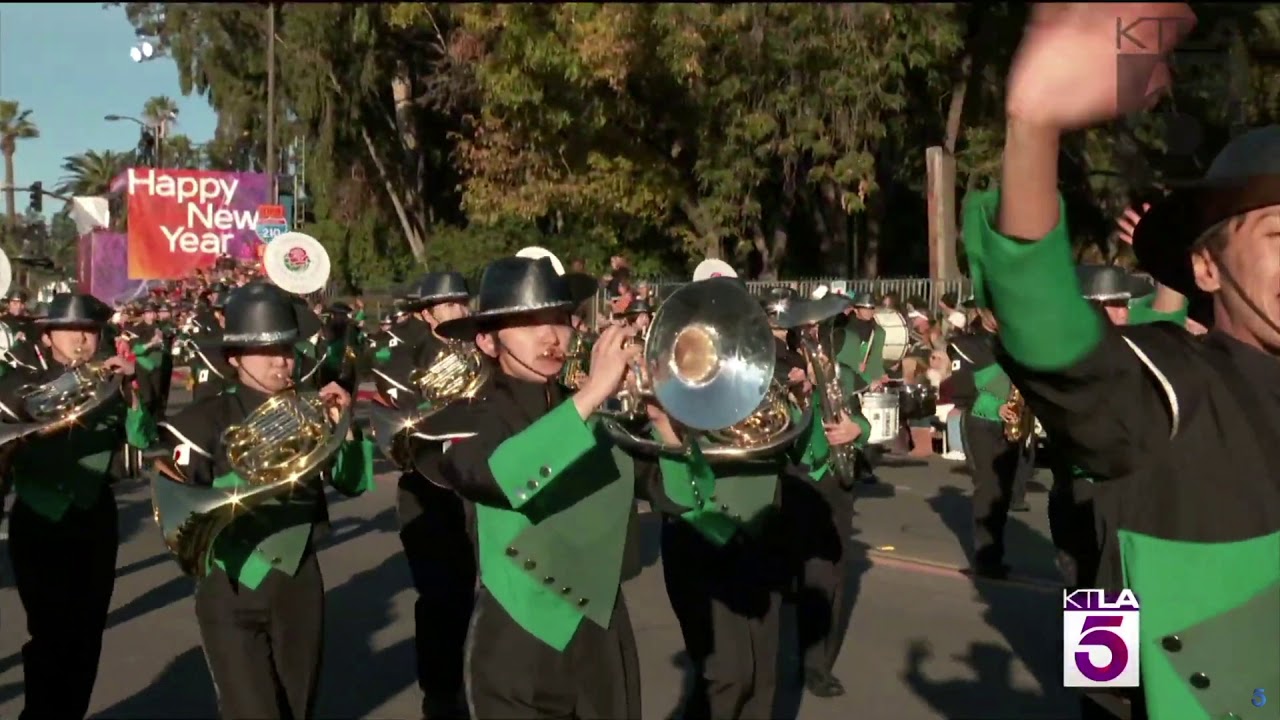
[105, 113, 175, 168]
[266, 3, 277, 203]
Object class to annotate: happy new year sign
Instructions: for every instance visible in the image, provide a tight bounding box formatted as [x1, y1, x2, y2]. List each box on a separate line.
[126, 168, 270, 279]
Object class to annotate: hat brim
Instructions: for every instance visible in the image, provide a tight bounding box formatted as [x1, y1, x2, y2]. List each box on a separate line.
[34, 318, 106, 329]
[563, 273, 599, 306]
[214, 299, 321, 349]
[774, 295, 853, 329]
[1133, 174, 1280, 299]
[435, 301, 575, 342]
[400, 292, 471, 311]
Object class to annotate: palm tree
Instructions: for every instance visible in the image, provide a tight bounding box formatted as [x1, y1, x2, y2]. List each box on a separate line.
[162, 134, 204, 169]
[0, 100, 39, 228]
[55, 149, 135, 196]
[142, 95, 179, 166]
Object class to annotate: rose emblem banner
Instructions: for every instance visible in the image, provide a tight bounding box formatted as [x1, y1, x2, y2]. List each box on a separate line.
[125, 168, 270, 279]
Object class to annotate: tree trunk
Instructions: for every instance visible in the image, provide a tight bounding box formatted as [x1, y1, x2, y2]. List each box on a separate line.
[863, 189, 884, 278]
[678, 197, 722, 260]
[360, 127, 427, 263]
[4, 149, 14, 230]
[943, 53, 970, 155]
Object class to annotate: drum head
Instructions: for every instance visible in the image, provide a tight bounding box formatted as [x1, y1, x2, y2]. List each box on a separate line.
[692, 259, 736, 281]
[264, 233, 331, 295]
[0, 250, 12, 299]
[515, 246, 565, 275]
[874, 308, 910, 364]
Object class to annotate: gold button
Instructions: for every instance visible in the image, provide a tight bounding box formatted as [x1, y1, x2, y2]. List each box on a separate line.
[527, 479, 539, 490]
[506, 547, 518, 557]
[543, 576, 554, 585]
[720, 503, 730, 512]
[524, 559, 537, 571]
[271, 557, 283, 565]
[577, 597, 589, 607]
[561, 586, 572, 595]
[539, 465, 552, 478]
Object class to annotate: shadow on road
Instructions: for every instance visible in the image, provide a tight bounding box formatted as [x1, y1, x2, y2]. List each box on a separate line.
[93, 647, 217, 719]
[902, 484, 1079, 719]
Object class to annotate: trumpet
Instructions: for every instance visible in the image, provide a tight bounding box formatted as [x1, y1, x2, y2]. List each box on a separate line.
[151, 389, 353, 577]
[369, 340, 491, 467]
[580, 278, 811, 461]
[1003, 386, 1036, 443]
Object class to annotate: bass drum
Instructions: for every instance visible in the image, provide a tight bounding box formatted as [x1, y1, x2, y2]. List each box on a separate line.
[875, 308, 910, 364]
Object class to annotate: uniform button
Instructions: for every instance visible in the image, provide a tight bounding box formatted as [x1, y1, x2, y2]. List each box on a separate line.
[523, 559, 536, 570]
[1218, 714, 1241, 720]
[1189, 672, 1210, 689]
[527, 480, 539, 490]
[505, 547, 518, 557]
[561, 586, 571, 595]
[577, 597, 589, 607]
[708, 495, 716, 503]
[517, 492, 528, 502]
[543, 576, 554, 585]
[271, 557, 282, 565]
[539, 465, 552, 478]
[733, 513, 743, 521]
[1160, 635, 1182, 652]
[720, 503, 730, 512]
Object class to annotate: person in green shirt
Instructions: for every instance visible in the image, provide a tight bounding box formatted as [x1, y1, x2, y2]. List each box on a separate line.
[0, 292, 156, 720]
[965, 6, 1277, 718]
[833, 291, 888, 483]
[154, 282, 373, 720]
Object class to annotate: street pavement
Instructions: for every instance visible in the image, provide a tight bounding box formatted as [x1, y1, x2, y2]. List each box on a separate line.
[0, 389, 1081, 719]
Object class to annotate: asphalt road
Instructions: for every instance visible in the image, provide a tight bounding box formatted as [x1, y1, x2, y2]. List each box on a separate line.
[0, 389, 1081, 719]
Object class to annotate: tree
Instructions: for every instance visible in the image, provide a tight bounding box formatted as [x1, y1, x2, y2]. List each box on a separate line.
[162, 133, 204, 169]
[55, 149, 134, 196]
[0, 101, 39, 229]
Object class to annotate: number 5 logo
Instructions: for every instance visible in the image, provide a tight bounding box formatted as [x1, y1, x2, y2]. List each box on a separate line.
[1075, 615, 1129, 682]
[1254, 689, 1268, 708]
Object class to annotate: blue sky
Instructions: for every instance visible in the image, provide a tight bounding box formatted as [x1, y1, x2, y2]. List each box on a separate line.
[3, 3, 217, 205]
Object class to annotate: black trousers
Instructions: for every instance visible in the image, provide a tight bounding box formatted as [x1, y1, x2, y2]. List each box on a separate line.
[1047, 461, 1102, 591]
[397, 472, 477, 717]
[196, 551, 325, 720]
[961, 415, 1034, 568]
[136, 366, 167, 423]
[9, 484, 119, 720]
[782, 467, 856, 675]
[464, 587, 641, 719]
[661, 517, 783, 720]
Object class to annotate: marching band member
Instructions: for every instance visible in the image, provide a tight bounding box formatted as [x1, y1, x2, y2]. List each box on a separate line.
[833, 291, 886, 483]
[0, 293, 155, 720]
[2, 288, 41, 371]
[947, 300, 1032, 581]
[370, 272, 470, 408]
[967, 5, 1278, 717]
[426, 255, 706, 719]
[128, 301, 172, 423]
[655, 277, 796, 720]
[154, 282, 374, 720]
[186, 294, 234, 402]
[775, 291, 871, 699]
[311, 301, 359, 394]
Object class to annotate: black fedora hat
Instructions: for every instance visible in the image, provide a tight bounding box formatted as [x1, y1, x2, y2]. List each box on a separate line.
[35, 293, 111, 328]
[401, 271, 470, 311]
[618, 297, 655, 316]
[760, 286, 800, 325]
[435, 256, 574, 341]
[774, 294, 854, 329]
[1133, 126, 1280, 300]
[849, 290, 876, 308]
[1077, 265, 1137, 303]
[218, 282, 321, 348]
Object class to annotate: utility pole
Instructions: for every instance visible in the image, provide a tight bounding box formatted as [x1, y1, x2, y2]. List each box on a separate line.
[265, 2, 277, 203]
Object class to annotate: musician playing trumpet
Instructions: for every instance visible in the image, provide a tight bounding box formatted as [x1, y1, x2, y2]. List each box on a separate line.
[153, 283, 374, 720]
[0, 293, 156, 720]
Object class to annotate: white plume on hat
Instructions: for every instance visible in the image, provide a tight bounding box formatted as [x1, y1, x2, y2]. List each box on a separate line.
[692, 259, 736, 282]
[515, 246, 565, 275]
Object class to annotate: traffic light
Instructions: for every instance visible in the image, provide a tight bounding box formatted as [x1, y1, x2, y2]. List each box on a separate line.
[28, 182, 41, 213]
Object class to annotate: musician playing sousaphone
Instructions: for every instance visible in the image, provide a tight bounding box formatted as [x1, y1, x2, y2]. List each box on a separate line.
[151, 281, 373, 719]
[412, 252, 791, 718]
[764, 286, 871, 699]
[0, 292, 157, 719]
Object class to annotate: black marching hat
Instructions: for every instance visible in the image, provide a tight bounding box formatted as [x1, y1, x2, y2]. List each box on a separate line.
[217, 282, 321, 349]
[1076, 265, 1146, 303]
[5, 288, 28, 303]
[35, 293, 112, 328]
[849, 291, 876, 308]
[617, 297, 655, 317]
[401, 271, 470, 311]
[435, 257, 573, 341]
[1133, 126, 1280, 308]
[760, 287, 800, 327]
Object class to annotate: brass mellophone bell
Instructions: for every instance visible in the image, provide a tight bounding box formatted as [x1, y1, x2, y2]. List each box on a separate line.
[567, 278, 811, 461]
[150, 389, 353, 577]
[0, 345, 121, 448]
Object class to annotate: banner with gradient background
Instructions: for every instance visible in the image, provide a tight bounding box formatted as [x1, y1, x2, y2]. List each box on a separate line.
[125, 168, 269, 279]
[79, 231, 157, 304]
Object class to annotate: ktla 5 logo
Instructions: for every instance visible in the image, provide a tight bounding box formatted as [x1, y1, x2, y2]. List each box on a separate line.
[1063, 589, 1141, 688]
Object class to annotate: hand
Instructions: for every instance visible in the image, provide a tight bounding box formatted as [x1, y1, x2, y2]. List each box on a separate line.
[102, 355, 136, 377]
[1005, 4, 1194, 130]
[576, 324, 642, 413]
[1114, 203, 1151, 246]
[319, 382, 352, 423]
[824, 413, 863, 447]
[869, 376, 889, 392]
[787, 366, 806, 386]
[1185, 317, 1209, 335]
[998, 403, 1019, 425]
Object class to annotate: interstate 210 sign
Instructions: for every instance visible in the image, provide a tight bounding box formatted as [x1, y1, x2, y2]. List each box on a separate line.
[255, 204, 289, 242]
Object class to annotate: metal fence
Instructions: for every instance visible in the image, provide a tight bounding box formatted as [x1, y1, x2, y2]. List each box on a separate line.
[346, 276, 972, 326]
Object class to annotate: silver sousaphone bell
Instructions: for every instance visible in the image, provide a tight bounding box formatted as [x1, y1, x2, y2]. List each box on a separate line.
[597, 277, 812, 460]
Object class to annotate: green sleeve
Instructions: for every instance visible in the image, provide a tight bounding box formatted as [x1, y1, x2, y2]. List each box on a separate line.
[330, 438, 375, 496]
[1128, 294, 1188, 327]
[962, 189, 1101, 371]
[374, 346, 392, 364]
[487, 399, 598, 510]
[212, 471, 246, 489]
[132, 343, 159, 371]
[865, 326, 886, 377]
[125, 406, 157, 449]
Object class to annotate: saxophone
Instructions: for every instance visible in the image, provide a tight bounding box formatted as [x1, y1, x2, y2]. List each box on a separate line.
[1003, 386, 1036, 443]
[798, 326, 859, 481]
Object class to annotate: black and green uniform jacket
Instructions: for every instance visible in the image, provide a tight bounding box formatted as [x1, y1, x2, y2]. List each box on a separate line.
[963, 188, 1279, 720]
[127, 320, 167, 374]
[436, 373, 708, 652]
[369, 317, 439, 408]
[186, 331, 236, 403]
[0, 360, 156, 522]
[0, 313, 41, 372]
[834, 316, 885, 387]
[948, 330, 1011, 424]
[156, 384, 374, 589]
